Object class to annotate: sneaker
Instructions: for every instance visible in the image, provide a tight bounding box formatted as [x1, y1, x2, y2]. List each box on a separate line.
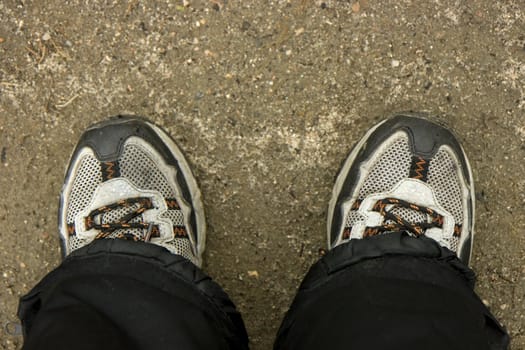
[327, 113, 475, 264]
[58, 116, 206, 266]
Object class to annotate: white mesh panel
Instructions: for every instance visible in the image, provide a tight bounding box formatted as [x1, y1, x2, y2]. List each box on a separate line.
[160, 239, 196, 264]
[69, 235, 92, 251]
[357, 135, 412, 199]
[119, 144, 177, 198]
[345, 210, 365, 227]
[427, 148, 464, 222]
[160, 209, 184, 226]
[66, 154, 103, 223]
[449, 236, 459, 252]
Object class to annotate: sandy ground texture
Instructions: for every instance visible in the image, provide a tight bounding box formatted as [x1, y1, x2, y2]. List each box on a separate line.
[1, 0, 525, 348]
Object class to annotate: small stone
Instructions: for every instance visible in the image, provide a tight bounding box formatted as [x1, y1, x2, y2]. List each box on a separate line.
[42, 32, 51, 41]
[351, 2, 360, 13]
[295, 27, 305, 36]
[20, 262, 26, 269]
[391, 59, 400, 67]
[1, 147, 7, 164]
[241, 21, 251, 32]
[500, 304, 508, 310]
[195, 91, 204, 100]
[247, 270, 259, 279]
[285, 49, 292, 56]
[0, 37, 4, 43]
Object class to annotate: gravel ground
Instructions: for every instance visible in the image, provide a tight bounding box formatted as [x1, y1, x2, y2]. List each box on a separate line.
[1, 0, 524, 348]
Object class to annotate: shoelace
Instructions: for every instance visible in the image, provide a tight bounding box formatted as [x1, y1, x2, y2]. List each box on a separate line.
[363, 197, 444, 237]
[343, 197, 461, 239]
[85, 197, 161, 242]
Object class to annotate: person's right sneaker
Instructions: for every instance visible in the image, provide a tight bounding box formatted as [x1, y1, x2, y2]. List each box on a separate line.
[327, 113, 475, 264]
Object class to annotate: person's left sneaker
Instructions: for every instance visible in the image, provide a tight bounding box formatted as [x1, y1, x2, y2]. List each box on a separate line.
[58, 116, 206, 266]
[327, 113, 475, 264]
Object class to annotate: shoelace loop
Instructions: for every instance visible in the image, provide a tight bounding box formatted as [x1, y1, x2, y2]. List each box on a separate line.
[355, 197, 463, 239]
[85, 197, 160, 242]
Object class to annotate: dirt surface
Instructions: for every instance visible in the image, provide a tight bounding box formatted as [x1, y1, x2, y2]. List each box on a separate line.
[1, 0, 524, 348]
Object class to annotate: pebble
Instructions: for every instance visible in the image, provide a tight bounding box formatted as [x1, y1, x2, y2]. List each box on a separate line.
[42, 32, 51, 41]
[1, 147, 7, 164]
[241, 21, 251, 31]
[247, 270, 259, 279]
[391, 59, 400, 67]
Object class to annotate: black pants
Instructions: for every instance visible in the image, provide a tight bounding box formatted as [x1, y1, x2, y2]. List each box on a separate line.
[18, 232, 509, 350]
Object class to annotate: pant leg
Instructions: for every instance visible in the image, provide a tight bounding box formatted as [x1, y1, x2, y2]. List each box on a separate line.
[18, 239, 249, 350]
[274, 232, 509, 350]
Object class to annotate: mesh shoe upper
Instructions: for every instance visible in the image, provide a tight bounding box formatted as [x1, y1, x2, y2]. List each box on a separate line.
[328, 114, 474, 264]
[59, 116, 206, 266]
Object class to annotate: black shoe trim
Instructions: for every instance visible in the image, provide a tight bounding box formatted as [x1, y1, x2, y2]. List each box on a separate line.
[408, 155, 430, 181]
[101, 160, 121, 181]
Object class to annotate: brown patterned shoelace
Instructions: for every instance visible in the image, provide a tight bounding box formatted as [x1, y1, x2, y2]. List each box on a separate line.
[362, 197, 460, 238]
[84, 197, 160, 242]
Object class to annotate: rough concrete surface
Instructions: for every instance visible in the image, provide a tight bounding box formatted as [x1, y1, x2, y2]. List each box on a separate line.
[1, 0, 524, 348]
